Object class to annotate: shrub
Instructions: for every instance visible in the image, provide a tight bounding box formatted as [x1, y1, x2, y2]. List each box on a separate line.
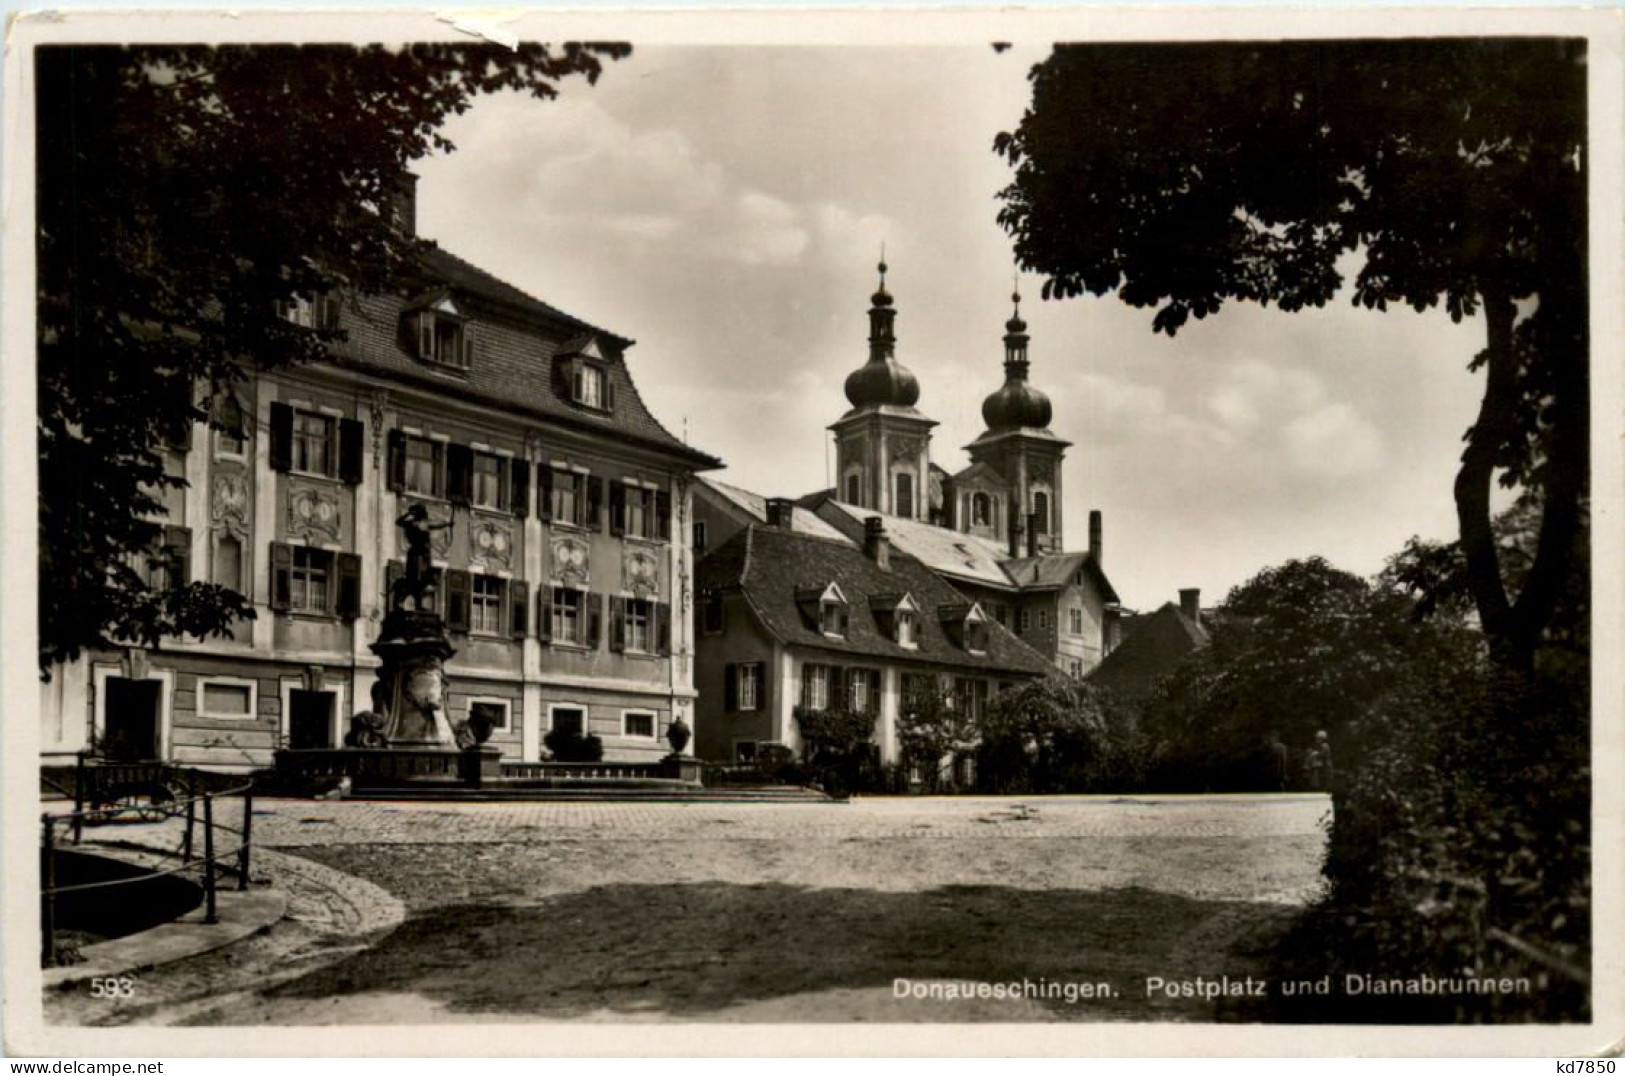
[543, 727, 604, 763]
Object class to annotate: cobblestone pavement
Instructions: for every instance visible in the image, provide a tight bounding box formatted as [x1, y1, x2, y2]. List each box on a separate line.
[50, 794, 1331, 1025]
[237, 792, 1330, 846]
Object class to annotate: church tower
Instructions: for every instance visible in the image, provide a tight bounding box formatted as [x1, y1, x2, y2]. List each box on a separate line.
[965, 289, 1070, 555]
[830, 260, 937, 520]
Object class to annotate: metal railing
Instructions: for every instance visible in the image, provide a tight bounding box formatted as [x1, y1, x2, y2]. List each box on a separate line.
[40, 760, 255, 967]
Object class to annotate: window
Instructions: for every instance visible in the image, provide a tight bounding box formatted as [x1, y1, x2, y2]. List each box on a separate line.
[212, 534, 243, 591]
[625, 485, 649, 539]
[415, 309, 471, 369]
[199, 679, 254, 720]
[802, 664, 830, 711]
[552, 587, 584, 644]
[469, 699, 511, 734]
[278, 294, 339, 330]
[551, 469, 587, 526]
[972, 492, 991, 526]
[847, 669, 871, 713]
[290, 547, 333, 613]
[692, 521, 709, 557]
[845, 473, 861, 504]
[901, 673, 934, 712]
[1038, 609, 1049, 630]
[625, 598, 653, 652]
[954, 677, 989, 721]
[897, 610, 918, 649]
[738, 664, 761, 712]
[702, 590, 724, 634]
[470, 574, 505, 635]
[471, 452, 506, 510]
[623, 711, 656, 739]
[292, 411, 337, 477]
[573, 363, 605, 408]
[1070, 608, 1084, 635]
[965, 618, 989, 655]
[212, 394, 247, 458]
[1019, 609, 1031, 634]
[404, 436, 443, 497]
[1032, 491, 1050, 535]
[1069, 660, 1083, 678]
[821, 600, 849, 638]
[895, 472, 914, 519]
[734, 741, 758, 764]
[550, 706, 586, 738]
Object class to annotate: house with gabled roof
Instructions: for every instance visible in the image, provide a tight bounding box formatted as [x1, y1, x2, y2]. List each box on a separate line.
[1087, 589, 1211, 702]
[693, 513, 1055, 765]
[39, 179, 722, 772]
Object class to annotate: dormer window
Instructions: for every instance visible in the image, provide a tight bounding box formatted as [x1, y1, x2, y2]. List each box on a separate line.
[407, 292, 473, 371]
[821, 599, 849, 638]
[277, 293, 340, 330]
[558, 335, 616, 412]
[964, 612, 990, 656]
[939, 602, 990, 655]
[872, 591, 920, 649]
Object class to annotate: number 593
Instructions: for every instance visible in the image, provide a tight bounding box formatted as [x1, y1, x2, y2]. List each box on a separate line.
[89, 976, 137, 998]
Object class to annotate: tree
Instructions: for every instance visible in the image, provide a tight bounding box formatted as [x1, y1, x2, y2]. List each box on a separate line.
[1140, 557, 1478, 790]
[895, 683, 977, 789]
[37, 42, 629, 673]
[977, 678, 1140, 792]
[994, 40, 1587, 669]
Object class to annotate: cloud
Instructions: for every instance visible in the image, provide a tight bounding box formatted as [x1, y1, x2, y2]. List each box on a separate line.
[1283, 403, 1387, 478]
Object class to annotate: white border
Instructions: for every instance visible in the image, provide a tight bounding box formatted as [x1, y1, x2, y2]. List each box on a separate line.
[194, 675, 258, 722]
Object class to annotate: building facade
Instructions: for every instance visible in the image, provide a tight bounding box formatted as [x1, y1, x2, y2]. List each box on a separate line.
[39, 196, 720, 772]
[693, 515, 1056, 765]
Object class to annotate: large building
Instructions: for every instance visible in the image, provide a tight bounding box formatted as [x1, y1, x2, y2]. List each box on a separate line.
[692, 511, 1056, 766]
[39, 187, 720, 772]
[694, 262, 1122, 679]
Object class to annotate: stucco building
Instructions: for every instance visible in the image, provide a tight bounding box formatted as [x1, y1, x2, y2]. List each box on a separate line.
[39, 187, 720, 772]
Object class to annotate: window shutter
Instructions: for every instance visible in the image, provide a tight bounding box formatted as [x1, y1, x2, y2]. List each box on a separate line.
[830, 667, 847, 711]
[385, 559, 403, 611]
[315, 294, 339, 330]
[724, 664, 739, 713]
[269, 402, 294, 473]
[446, 569, 471, 632]
[656, 491, 672, 542]
[609, 595, 626, 652]
[338, 417, 364, 485]
[461, 327, 474, 368]
[869, 672, 881, 716]
[609, 481, 626, 537]
[538, 466, 554, 523]
[387, 429, 406, 492]
[336, 552, 362, 619]
[605, 374, 616, 412]
[447, 443, 473, 506]
[164, 526, 191, 588]
[588, 475, 605, 531]
[510, 579, 529, 640]
[270, 542, 293, 611]
[529, 586, 552, 647]
[572, 365, 584, 403]
[587, 592, 603, 649]
[758, 662, 772, 710]
[510, 460, 530, 519]
[656, 602, 671, 656]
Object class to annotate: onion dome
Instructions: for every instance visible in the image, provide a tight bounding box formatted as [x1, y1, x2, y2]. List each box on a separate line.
[981, 288, 1053, 431]
[844, 259, 921, 409]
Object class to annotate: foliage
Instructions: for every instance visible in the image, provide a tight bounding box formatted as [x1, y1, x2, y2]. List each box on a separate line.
[893, 685, 977, 791]
[792, 706, 877, 761]
[977, 678, 1146, 793]
[1140, 557, 1479, 791]
[543, 728, 604, 763]
[994, 40, 1587, 668]
[37, 42, 628, 672]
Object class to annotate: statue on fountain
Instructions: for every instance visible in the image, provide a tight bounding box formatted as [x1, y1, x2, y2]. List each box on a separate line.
[391, 503, 452, 614]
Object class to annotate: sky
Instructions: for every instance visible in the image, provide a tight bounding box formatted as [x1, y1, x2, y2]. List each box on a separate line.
[414, 44, 1489, 612]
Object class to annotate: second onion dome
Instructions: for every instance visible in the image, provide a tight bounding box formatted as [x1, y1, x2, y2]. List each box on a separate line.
[981, 289, 1053, 431]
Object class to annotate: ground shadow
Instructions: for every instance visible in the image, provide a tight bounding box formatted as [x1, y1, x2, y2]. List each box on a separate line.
[256, 882, 1295, 1021]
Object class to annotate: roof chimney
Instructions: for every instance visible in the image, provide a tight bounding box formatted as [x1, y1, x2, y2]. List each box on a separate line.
[389, 172, 419, 238]
[765, 497, 795, 529]
[1179, 588, 1201, 626]
[864, 516, 890, 570]
[1089, 510, 1103, 565]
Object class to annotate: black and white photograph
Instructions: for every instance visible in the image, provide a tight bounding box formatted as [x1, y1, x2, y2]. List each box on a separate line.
[5, 8, 1620, 1056]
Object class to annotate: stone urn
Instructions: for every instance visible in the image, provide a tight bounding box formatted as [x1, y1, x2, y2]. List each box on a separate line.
[665, 715, 692, 756]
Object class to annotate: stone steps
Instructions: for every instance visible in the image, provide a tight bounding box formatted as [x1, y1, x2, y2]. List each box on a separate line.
[350, 784, 837, 804]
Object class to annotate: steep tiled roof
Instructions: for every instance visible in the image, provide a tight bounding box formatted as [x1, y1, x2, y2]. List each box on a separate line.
[1087, 602, 1209, 701]
[816, 499, 1015, 590]
[325, 244, 720, 469]
[1002, 551, 1121, 603]
[698, 524, 1054, 676]
[699, 477, 853, 543]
